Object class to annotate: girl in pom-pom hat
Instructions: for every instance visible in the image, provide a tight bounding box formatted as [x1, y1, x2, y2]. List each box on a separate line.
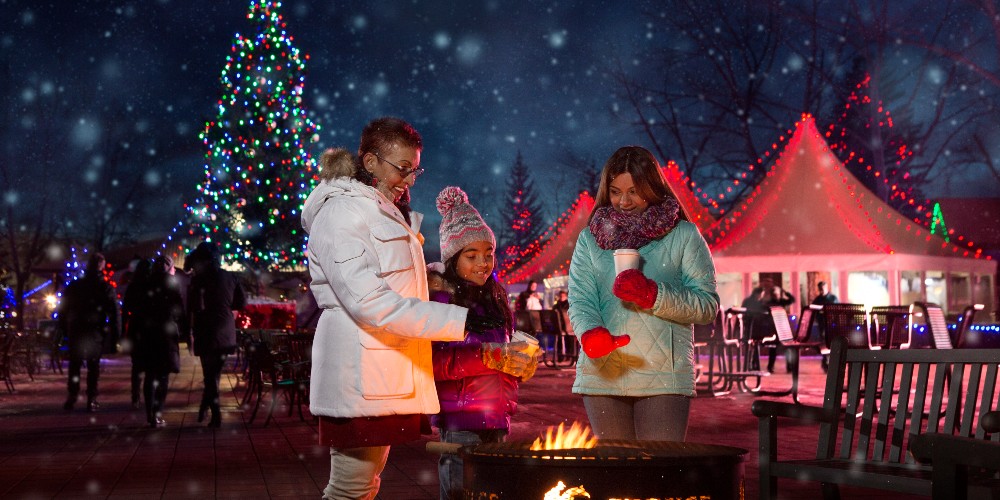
[429, 185, 540, 500]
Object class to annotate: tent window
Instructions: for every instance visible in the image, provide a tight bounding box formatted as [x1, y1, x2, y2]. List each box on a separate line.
[900, 271, 923, 306]
[717, 273, 743, 309]
[925, 271, 946, 310]
[948, 272, 972, 313]
[847, 271, 888, 307]
[974, 274, 994, 319]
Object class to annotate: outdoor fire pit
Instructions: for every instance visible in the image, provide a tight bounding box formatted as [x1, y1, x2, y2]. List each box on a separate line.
[459, 439, 747, 499]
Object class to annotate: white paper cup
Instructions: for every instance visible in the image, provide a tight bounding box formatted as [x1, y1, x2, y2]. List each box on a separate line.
[613, 249, 641, 276]
[511, 330, 540, 356]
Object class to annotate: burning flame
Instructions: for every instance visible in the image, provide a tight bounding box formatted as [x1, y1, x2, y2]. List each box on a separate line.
[543, 481, 591, 500]
[530, 421, 598, 451]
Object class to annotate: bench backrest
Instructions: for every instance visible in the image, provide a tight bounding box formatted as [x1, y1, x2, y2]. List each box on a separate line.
[869, 305, 911, 349]
[768, 306, 794, 344]
[514, 310, 542, 335]
[820, 303, 872, 349]
[537, 310, 563, 335]
[909, 302, 952, 349]
[767, 306, 814, 345]
[796, 305, 820, 342]
[724, 307, 746, 342]
[818, 337, 1000, 466]
[955, 303, 984, 348]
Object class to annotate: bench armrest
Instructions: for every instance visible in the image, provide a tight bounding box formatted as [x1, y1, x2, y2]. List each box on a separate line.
[982, 411, 1000, 434]
[751, 400, 837, 424]
[911, 432, 1000, 469]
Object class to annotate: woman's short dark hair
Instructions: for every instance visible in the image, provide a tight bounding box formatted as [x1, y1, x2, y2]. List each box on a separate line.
[353, 117, 422, 187]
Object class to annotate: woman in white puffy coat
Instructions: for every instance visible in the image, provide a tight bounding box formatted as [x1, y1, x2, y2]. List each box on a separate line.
[301, 117, 499, 500]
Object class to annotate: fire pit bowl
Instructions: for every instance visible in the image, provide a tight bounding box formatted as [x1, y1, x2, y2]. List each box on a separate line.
[460, 439, 747, 499]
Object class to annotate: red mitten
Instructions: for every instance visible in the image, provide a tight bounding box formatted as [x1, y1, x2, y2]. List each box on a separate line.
[580, 327, 631, 358]
[613, 269, 658, 309]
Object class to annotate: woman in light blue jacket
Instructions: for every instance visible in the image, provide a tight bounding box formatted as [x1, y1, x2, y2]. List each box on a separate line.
[568, 145, 719, 442]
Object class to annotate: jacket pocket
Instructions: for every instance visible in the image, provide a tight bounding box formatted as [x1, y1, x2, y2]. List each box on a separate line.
[359, 346, 416, 400]
[334, 241, 380, 302]
[370, 222, 414, 276]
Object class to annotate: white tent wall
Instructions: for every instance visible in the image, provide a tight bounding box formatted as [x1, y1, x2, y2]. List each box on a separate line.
[708, 116, 996, 319]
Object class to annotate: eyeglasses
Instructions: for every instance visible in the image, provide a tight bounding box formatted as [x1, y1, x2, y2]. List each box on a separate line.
[372, 152, 425, 179]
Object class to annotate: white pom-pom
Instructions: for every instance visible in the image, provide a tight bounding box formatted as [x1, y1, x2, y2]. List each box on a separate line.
[436, 186, 469, 215]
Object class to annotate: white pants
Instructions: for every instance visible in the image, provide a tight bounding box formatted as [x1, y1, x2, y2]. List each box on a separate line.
[322, 446, 390, 500]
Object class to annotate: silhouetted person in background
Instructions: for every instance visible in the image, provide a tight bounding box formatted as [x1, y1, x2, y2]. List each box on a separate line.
[186, 242, 246, 428]
[741, 279, 795, 373]
[136, 256, 186, 428]
[811, 281, 838, 306]
[551, 290, 569, 313]
[811, 281, 838, 369]
[762, 283, 795, 373]
[60, 253, 119, 412]
[121, 257, 152, 409]
[516, 280, 543, 311]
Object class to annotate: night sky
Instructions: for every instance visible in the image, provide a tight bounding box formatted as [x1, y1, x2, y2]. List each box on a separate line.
[3, 0, 999, 261]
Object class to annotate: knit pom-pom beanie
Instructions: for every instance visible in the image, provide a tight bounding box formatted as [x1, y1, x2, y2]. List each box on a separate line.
[436, 186, 496, 262]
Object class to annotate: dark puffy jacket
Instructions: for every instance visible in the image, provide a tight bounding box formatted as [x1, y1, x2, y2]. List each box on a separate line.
[430, 284, 519, 432]
[59, 275, 119, 358]
[134, 272, 186, 373]
[188, 267, 246, 356]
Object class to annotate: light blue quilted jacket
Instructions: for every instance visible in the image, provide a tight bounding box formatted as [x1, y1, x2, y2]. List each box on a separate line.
[568, 220, 719, 397]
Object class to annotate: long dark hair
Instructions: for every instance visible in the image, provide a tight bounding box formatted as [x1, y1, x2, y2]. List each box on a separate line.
[442, 255, 513, 334]
[590, 145, 687, 223]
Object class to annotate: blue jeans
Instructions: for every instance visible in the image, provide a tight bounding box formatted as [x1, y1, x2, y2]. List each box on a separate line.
[438, 429, 506, 500]
[583, 394, 691, 441]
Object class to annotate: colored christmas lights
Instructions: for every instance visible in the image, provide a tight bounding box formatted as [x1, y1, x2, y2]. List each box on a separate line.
[178, 0, 319, 271]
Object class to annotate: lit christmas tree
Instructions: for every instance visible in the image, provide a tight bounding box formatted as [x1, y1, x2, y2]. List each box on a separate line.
[498, 151, 545, 270]
[183, 0, 320, 272]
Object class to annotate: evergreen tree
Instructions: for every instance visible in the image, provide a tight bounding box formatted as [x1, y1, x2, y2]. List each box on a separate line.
[826, 56, 928, 221]
[499, 152, 545, 269]
[183, 0, 320, 272]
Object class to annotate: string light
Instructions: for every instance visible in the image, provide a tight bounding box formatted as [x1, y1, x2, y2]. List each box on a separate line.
[499, 192, 595, 285]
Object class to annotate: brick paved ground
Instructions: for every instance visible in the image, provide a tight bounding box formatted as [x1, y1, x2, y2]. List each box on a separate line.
[0, 347, 921, 499]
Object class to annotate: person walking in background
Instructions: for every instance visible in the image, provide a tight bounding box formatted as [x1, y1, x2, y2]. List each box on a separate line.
[428, 186, 538, 500]
[135, 256, 186, 428]
[568, 145, 719, 442]
[186, 241, 246, 428]
[301, 117, 501, 500]
[121, 257, 152, 410]
[59, 253, 120, 412]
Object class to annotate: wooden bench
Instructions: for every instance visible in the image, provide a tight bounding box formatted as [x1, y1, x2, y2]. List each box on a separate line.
[753, 337, 1000, 499]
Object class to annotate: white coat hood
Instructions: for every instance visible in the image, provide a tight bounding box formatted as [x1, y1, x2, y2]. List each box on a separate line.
[302, 177, 370, 235]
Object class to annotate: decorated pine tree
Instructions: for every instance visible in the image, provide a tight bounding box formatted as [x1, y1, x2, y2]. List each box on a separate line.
[183, 0, 320, 272]
[498, 152, 545, 270]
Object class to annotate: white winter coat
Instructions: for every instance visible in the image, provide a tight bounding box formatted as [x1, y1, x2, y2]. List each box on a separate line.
[301, 177, 468, 418]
